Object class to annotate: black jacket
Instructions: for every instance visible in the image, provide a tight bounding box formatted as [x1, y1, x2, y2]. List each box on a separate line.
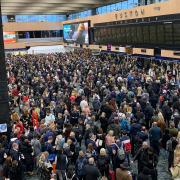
[9, 165, 21, 180]
[20, 142, 33, 160]
[9, 149, 20, 161]
[97, 155, 109, 174]
[84, 164, 100, 180]
[138, 173, 152, 180]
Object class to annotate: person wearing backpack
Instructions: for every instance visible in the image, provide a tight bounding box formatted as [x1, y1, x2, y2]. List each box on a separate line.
[112, 146, 124, 171]
[120, 131, 132, 165]
[75, 151, 87, 180]
[166, 135, 178, 169]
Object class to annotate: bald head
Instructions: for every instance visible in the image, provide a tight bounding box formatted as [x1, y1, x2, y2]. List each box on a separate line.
[89, 157, 94, 165]
[142, 141, 149, 149]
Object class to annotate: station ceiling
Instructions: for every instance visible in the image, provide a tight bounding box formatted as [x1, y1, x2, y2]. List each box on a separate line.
[1, 0, 122, 15]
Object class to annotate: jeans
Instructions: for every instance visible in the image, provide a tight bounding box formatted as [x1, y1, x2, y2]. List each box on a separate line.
[56, 170, 66, 180]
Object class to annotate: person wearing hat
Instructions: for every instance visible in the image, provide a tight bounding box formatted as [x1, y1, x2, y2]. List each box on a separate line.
[116, 162, 132, 180]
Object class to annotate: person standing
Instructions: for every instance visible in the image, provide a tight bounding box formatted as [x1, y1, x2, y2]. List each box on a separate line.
[97, 148, 109, 178]
[84, 158, 100, 180]
[55, 149, 68, 180]
[133, 142, 150, 173]
[133, 142, 158, 180]
[166, 135, 178, 169]
[75, 151, 87, 180]
[149, 122, 162, 155]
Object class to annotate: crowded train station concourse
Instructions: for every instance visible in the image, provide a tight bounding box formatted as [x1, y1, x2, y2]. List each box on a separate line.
[0, 0, 180, 180]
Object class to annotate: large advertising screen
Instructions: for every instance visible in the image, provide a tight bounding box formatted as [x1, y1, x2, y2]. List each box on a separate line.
[3, 32, 16, 44]
[63, 22, 89, 44]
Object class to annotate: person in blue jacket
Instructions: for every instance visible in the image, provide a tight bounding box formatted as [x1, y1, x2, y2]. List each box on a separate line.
[149, 122, 162, 155]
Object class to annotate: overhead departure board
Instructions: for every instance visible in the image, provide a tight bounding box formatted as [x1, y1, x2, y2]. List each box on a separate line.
[93, 20, 180, 49]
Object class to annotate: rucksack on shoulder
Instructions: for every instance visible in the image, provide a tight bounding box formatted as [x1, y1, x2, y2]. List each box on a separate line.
[115, 144, 125, 160]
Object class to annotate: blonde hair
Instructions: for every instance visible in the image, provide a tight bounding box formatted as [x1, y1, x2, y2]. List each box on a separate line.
[43, 151, 49, 158]
[11, 112, 20, 122]
[127, 106, 132, 113]
[158, 112, 165, 122]
[100, 148, 107, 156]
[67, 139, 72, 145]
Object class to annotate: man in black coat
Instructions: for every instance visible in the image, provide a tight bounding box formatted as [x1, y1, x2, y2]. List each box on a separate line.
[133, 141, 158, 176]
[84, 158, 100, 180]
[144, 102, 154, 129]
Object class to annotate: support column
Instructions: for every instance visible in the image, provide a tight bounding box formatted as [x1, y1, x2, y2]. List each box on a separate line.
[0, 5, 10, 125]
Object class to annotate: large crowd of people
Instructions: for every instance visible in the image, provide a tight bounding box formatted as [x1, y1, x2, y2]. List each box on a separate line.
[0, 49, 179, 180]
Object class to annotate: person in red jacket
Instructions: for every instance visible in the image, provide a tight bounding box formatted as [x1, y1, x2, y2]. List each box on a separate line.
[14, 120, 24, 139]
[31, 107, 39, 130]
